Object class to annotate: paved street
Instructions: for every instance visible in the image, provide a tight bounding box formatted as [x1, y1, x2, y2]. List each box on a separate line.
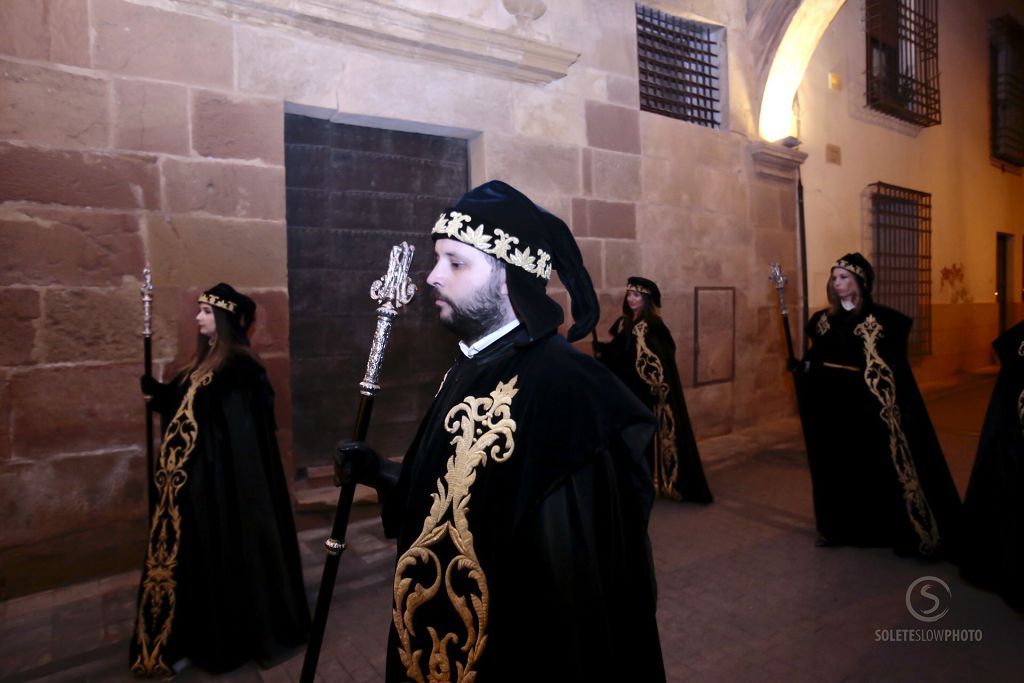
[2, 369, 1020, 682]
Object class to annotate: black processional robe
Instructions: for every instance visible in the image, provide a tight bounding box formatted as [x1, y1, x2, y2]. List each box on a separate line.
[130, 354, 310, 676]
[799, 304, 961, 558]
[380, 327, 666, 683]
[596, 316, 713, 504]
[961, 320, 1024, 609]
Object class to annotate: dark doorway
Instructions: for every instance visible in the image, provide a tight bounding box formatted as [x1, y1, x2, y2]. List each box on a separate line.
[285, 114, 469, 473]
[997, 233, 1012, 333]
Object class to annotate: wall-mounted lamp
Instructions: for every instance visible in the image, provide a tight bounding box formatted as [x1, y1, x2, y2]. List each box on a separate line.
[758, 0, 847, 142]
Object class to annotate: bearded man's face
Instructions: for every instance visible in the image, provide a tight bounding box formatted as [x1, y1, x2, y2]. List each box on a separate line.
[428, 238, 511, 343]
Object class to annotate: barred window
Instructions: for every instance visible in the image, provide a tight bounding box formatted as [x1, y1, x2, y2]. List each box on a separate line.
[869, 182, 932, 356]
[636, 4, 722, 128]
[865, 0, 941, 127]
[990, 15, 1024, 167]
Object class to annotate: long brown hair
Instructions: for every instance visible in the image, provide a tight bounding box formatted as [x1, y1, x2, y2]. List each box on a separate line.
[180, 306, 258, 383]
[614, 291, 659, 332]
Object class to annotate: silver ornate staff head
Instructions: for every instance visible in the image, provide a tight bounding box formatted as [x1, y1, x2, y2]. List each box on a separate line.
[768, 262, 789, 316]
[370, 242, 416, 310]
[361, 242, 417, 396]
[141, 267, 153, 337]
[768, 262, 787, 291]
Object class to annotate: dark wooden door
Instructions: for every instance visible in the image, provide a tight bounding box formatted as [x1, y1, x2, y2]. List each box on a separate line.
[285, 115, 468, 470]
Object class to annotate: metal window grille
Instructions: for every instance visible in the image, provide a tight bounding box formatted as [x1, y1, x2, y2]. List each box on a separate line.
[869, 182, 932, 356]
[990, 16, 1024, 166]
[636, 4, 721, 128]
[865, 0, 941, 127]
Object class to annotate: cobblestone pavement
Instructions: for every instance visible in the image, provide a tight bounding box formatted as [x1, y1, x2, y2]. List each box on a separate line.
[2, 370, 1020, 682]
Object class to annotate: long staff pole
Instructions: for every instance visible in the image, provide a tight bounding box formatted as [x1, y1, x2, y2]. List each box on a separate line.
[140, 268, 155, 513]
[768, 262, 797, 364]
[797, 171, 810, 349]
[300, 242, 417, 683]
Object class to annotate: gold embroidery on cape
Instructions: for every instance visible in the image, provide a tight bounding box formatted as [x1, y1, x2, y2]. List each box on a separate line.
[435, 367, 452, 398]
[393, 377, 519, 683]
[131, 371, 214, 677]
[816, 314, 831, 336]
[1017, 342, 1024, 431]
[633, 322, 680, 499]
[854, 315, 940, 555]
[1017, 389, 1024, 434]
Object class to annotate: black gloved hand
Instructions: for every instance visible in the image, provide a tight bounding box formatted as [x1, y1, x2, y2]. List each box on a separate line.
[140, 375, 162, 400]
[786, 358, 808, 375]
[334, 440, 384, 488]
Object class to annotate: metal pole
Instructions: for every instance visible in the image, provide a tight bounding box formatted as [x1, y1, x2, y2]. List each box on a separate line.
[140, 268, 155, 513]
[797, 170, 809, 351]
[300, 243, 416, 683]
[769, 262, 796, 364]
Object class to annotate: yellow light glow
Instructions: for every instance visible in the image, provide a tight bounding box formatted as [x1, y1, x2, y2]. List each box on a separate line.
[759, 0, 847, 142]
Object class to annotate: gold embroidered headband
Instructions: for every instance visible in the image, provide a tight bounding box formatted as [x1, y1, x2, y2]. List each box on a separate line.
[622, 282, 655, 296]
[833, 259, 866, 280]
[432, 210, 552, 280]
[626, 283, 653, 296]
[198, 293, 238, 313]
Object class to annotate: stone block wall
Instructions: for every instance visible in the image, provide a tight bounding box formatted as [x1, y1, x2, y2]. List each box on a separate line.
[627, 114, 801, 438]
[0, 0, 290, 598]
[0, 0, 806, 597]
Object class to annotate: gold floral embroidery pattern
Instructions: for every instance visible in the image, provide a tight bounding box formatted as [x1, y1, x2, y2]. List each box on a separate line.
[1018, 341, 1024, 431]
[633, 322, 680, 499]
[393, 377, 519, 683]
[816, 314, 830, 337]
[854, 316, 940, 555]
[432, 211, 552, 280]
[834, 259, 866, 280]
[1017, 389, 1024, 434]
[131, 371, 214, 677]
[434, 367, 452, 398]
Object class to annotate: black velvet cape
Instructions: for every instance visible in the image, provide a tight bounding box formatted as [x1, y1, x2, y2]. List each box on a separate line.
[798, 304, 961, 558]
[130, 354, 310, 676]
[961, 320, 1024, 609]
[380, 328, 665, 683]
[596, 315, 713, 504]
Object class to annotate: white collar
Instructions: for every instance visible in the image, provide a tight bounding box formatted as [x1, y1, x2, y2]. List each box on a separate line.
[459, 320, 520, 358]
[841, 299, 856, 311]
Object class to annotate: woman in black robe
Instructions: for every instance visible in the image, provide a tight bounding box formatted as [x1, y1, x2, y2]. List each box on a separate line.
[130, 283, 310, 677]
[594, 276, 713, 503]
[960, 319, 1024, 609]
[797, 253, 961, 558]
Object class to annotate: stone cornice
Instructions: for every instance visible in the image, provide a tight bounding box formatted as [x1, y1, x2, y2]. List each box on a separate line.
[158, 0, 579, 83]
[749, 141, 807, 182]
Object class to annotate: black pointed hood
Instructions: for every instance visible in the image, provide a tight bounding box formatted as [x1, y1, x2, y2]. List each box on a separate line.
[431, 180, 599, 342]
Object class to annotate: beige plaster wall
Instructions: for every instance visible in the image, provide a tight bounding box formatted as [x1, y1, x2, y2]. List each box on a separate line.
[796, 0, 1024, 379]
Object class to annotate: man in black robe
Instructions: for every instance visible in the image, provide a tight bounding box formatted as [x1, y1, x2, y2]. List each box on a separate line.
[961, 319, 1024, 609]
[336, 180, 666, 682]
